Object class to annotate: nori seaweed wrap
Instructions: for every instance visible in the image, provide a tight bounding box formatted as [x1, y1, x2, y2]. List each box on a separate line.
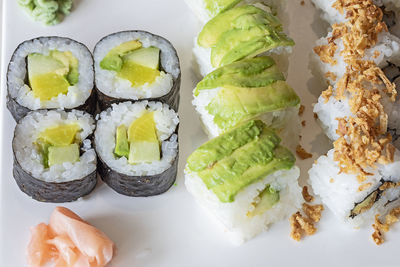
[12, 110, 97, 202]
[93, 31, 181, 112]
[7, 36, 96, 122]
[94, 101, 179, 196]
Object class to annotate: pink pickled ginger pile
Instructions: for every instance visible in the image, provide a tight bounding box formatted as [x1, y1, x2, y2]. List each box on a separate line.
[27, 207, 115, 267]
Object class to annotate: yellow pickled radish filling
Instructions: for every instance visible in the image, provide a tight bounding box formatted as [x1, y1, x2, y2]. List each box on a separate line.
[30, 73, 70, 101]
[114, 112, 161, 163]
[117, 61, 160, 87]
[37, 123, 81, 167]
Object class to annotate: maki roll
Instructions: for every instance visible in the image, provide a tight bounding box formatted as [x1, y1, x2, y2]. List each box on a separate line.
[93, 31, 181, 111]
[192, 56, 300, 149]
[185, 120, 302, 244]
[95, 101, 179, 197]
[12, 110, 97, 202]
[7, 37, 95, 122]
[309, 149, 400, 227]
[193, 4, 294, 76]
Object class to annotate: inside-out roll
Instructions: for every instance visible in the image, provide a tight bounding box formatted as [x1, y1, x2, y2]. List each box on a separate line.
[93, 31, 181, 111]
[7, 36, 95, 121]
[185, 120, 302, 244]
[192, 56, 300, 150]
[95, 101, 179, 197]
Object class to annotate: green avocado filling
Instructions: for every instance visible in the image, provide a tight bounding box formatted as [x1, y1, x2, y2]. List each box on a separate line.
[204, 0, 243, 17]
[100, 40, 161, 87]
[187, 120, 295, 203]
[198, 5, 293, 68]
[27, 50, 79, 101]
[35, 123, 81, 168]
[18, 0, 72, 26]
[247, 185, 280, 217]
[114, 112, 161, 164]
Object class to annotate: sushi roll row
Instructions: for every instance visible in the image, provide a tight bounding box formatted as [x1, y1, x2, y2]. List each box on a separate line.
[8, 32, 181, 202]
[309, 0, 400, 227]
[184, 1, 303, 244]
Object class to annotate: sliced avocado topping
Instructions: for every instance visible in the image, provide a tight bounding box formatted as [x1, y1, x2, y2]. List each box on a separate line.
[194, 56, 284, 95]
[114, 124, 129, 158]
[247, 185, 280, 217]
[187, 120, 265, 172]
[206, 81, 300, 131]
[127, 112, 160, 164]
[123, 47, 160, 70]
[187, 121, 294, 203]
[27, 50, 79, 101]
[204, 0, 243, 17]
[100, 40, 142, 71]
[48, 143, 80, 167]
[198, 5, 281, 48]
[39, 124, 80, 146]
[211, 27, 294, 67]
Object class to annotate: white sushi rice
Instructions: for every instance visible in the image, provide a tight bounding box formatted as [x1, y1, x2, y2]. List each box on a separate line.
[192, 87, 300, 150]
[95, 101, 179, 176]
[7, 37, 94, 110]
[94, 31, 180, 100]
[13, 110, 96, 183]
[193, 38, 292, 77]
[309, 149, 400, 228]
[185, 165, 301, 245]
[310, 31, 400, 86]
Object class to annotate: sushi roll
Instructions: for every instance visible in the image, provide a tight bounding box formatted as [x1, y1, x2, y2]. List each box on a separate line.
[184, 0, 287, 25]
[7, 36, 95, 122]
[192, 56, 300, 149]
[95, 101, 179, 197]
[193, 4, 294, 76]
[12, 110, 97, 202]
[309, 149, 400, 227]
[311, 30, 400, 86]
[93, 31, 181, 111]
[311, 0, 400, 37]
[185, 120, 302, 244]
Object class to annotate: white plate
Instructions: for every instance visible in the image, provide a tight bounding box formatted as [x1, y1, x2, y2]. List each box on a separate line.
[1, 0, 399, 266]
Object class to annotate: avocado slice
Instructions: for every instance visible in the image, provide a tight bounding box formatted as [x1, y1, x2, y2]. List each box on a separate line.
[198, 5, 281, 48]
[247, 185, 280, 217]
[39, 124, 80, 146]
[204, 0, 243, 17]
[187, 120, 265, 172]
[48, 143, 80, 167]
[50, 50, 79, 85]
[114, 124, 130, 158]
[35, 139, 51, 168]
[100, 40, 142, 72]
[194, 56, 285, 95]
[187, 121, 295, 203]
[123, 47, 160, 70]
[127, 112, 160, 164]
[206, 81, 300, 131]
[210, 26, 294, 67]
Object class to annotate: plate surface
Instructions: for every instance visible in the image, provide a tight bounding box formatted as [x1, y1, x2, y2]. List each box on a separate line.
[1, 0, 399, 266]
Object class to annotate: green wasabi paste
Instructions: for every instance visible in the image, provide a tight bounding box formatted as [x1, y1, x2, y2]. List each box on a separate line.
[18, 0, 73, 26]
